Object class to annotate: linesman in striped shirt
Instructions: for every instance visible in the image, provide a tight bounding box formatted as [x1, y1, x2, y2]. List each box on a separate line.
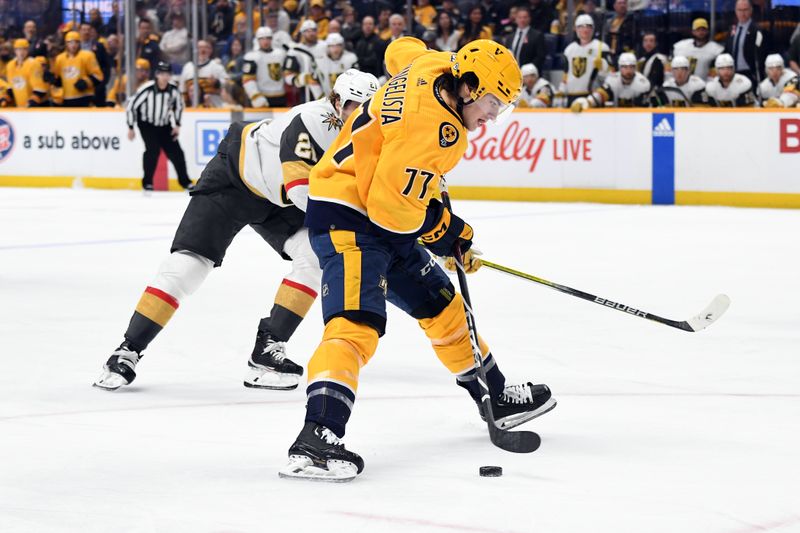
[126, 61, 193, 191]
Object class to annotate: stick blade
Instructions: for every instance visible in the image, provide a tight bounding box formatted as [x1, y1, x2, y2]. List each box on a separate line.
[686, 294, 731, 332]
[490, 426, 541, 454]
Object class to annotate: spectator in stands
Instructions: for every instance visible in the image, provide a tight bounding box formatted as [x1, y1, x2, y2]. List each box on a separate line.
[788, 24, 800, 74]
[340, 5, 361, 45]
[53, 31, 104, 107]
[415, 0, 438, 30]
[376, 6, 392, 41]
[210, 0, 234, 41]
[505, 7, 545, 73]
[137, 18, 162, 75]
[604, 0, 635, 59]
[673, 18, 724, 80]
[529, 0, 556, 35]
[224, 37, 245, 82]
[353, 15, 385, 79]
[264, 10, 292, 50]
[180, 39, 229, 107]
[294, 0, 331, 41]
[329, 19, 342, 37]
[638, 31, 666, 88]
[724, 0, 766, 84]
[88, 8, 104, 31]
[265, 0, 291, 33]
[106, 34, 121, 60]
[79, 22, 111, 105]
[434, 11, 461, 52]
[23, 20, 46, 58]
[440, 0, 461, 23]
[106, 57, 151, 106]
[479, 0, 506, 31]
[160, 12, 191, 71]
[518, 63, 553, 107]
[386, 14, 407, 43]
[459, 5, 493, 49]
[105, 1, 121, 36]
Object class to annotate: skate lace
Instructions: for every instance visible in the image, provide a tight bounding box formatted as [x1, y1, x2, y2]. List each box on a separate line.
[501, 384, 533, 405]
[262, 340, 287, 362]
[112, 348, 140, 368]
[317, 427, 343, 447]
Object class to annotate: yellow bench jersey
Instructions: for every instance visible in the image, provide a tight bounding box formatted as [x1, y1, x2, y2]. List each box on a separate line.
[307, 37, 467, 237]
[53, 49, 103, 101]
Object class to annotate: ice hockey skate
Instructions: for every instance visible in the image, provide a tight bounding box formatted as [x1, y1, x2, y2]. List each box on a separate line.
[243, 329, 303, 390]
[278, 422, 364, 482]
[93, 342, 142, 391]
[479, 383, 557, 430]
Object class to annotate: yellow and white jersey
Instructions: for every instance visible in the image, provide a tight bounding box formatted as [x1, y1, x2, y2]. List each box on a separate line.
[519, 78, 554, 108]
[661, 75, 708, 107]
[672, 39, 724, 80]
[179, 59, 229, 105]
[777, 76, 799, 107]
[237, 97, 342, 208]
[53, 50, 103, 100]
[314, 50, 358, 97]
[5, 57, 37, 106]
[706, 73, 755, 107]
[595, 71, 651, 107]
[758, 70, 796, 101]
[307, 37, 469, 237]
[242, 47, 287, 99]
[562, 39, 610, 95]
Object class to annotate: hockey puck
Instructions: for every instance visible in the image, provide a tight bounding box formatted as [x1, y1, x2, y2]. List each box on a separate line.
[479, 466, 503, 477]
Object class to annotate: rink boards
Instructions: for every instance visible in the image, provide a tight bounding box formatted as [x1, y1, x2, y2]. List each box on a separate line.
[0, 107, 798, 208]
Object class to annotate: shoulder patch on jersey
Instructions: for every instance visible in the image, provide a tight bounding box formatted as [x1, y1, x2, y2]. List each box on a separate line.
[439, 122, 459, 148]
[320, 111, 343, 131]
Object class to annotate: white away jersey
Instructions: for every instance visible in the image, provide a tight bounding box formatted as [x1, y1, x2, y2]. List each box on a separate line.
[597, 71, 651, 107]
[661, 75, 708, 106]
[242, 47, 287, 98]
[315, 50, 359, 97]
[239, 98, 342, 208]
[706, 73, 755, 107]
[520, 78, 554, 108]
[758, 70, 796, 101]
[563, 39, 610, 95]
[179, 59, 229, 106]
[672, 39, 724, 80]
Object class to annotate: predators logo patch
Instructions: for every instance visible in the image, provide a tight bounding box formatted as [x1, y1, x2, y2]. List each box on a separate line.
[572, 57, 587, 78]
[439, 122, 459, 148]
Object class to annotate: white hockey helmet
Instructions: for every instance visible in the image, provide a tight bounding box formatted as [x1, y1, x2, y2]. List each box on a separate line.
[714, 53, 734, 69]
[765, 53, 784, 69]
[326, 32, 345, 47]
[333, 68, 380, 108]
[299, 19, 318, 33]
[671, 55, 690, 69]
[520, 63, 538, 77]
[255, 26, 273, 40]
[575, 14, 594, 27]
[618, 52, 637, 67]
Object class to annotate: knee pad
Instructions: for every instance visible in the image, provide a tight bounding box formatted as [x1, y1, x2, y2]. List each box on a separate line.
[418, 294, 490, 375]
[282, 228, 322, 291]
[307, 317, 379, 392]
[150, 250, 214, 303]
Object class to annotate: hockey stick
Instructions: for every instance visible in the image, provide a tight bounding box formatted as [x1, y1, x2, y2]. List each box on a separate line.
[481, 259, 730, 333]
[441, 189, 540, 454]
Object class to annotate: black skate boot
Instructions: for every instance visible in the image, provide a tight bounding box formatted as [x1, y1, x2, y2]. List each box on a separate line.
[480, 383, 557, 430]
[244, 329, 303, 390]
[93, 341, 143, 391]
[278, 422, 364, 482]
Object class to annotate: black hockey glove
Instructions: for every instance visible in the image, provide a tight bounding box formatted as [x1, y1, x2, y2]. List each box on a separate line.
[420, 207, 473, 257]
[42, 70, 56, 84]
[74, 78, 89, 91]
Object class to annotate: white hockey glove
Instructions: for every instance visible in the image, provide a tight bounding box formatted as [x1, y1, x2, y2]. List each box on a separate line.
[763, 97, 784, 108]
[250, 94, 267, 108]
[570, 97, 589, 114]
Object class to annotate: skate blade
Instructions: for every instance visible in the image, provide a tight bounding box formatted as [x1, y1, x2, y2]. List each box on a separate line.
[243, 368, 300, 391]
[496, 397, 558, 430]
[278, 456, 358, 483]
[92, 371, 129, 391]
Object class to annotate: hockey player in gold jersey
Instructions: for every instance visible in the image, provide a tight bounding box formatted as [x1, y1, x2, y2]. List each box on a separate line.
[53, 31, 104, 107]
[279, 37, 556, 482]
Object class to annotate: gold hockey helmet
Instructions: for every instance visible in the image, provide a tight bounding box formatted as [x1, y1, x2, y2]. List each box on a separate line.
[451, 39, 521, 107]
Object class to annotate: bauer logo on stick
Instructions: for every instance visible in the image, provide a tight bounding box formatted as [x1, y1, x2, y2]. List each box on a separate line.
[0, 117, 15, 163]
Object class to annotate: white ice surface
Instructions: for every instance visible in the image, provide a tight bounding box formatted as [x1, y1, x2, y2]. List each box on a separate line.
[1, 188, 799, 533]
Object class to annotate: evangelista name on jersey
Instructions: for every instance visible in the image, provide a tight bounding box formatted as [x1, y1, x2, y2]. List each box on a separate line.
[381, 64, 410, 125]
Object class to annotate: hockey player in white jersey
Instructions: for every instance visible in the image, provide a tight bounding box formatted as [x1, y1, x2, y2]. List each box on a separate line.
[672, 18, 724, 80]
[570, 52, 650, 110]
[242, 27, 288, 108]
[518, 63, 553, 108]
[93, 70, 379, 392]
[656, 56, 708, 107]
[284, 19, 326, 103]
[705, 53, 755, 107]
[758, 54, 796, 104]
[179, 39, 229, 107]
[560, 14, 611, 105]
[315, 33, 358, 97]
